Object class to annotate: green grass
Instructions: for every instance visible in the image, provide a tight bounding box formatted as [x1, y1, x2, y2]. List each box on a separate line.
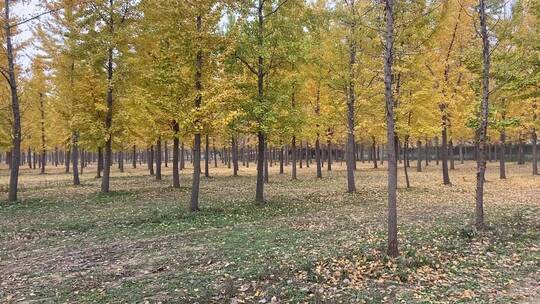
[0, 161, 539, 303]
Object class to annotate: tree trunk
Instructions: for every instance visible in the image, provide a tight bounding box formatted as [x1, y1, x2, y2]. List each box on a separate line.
[164, 140, 168, 167]
[190, 15, 203, 212]
[27, 147, 32, 169]
[404, 136, 410, 188]
[65, 149, 71, 173]
[132, 145, 137, 168]
[384, 0, 399, 257]
[459, 141, 464, 164]
[54, 146, 59, 167]
[149, 146, 154, 175]
[264, 141, 269, 183]
[204, 134, 210, 177]
[213, 138, 218, 168]
[416, 140, 422, 172]
[39, 93, 46, 174]
[97, 147, 103, 178]
[180, 142, 185, 170]
[72, 132, 80, 185]
[101, 45, 115, 193]
[279, 144, 284, 174]
[518, 136, 524, 164]
[372, 138, 378, 169]
[449, 139, 455, 170]
[499, 130, 506, 179]
[532, 129, 538, 175]
[232, 136, 239, 176]
[441, 125, 451, 185]
[5, 0, 21, 201]
[190, 134, 201, 211]
[292, 136, 297, 179]
[173, 121, 180, 188]
[156, 138, 162, 180]
[299, 140, 303, 169]
[475, 0, 490, 231]
[327, 135, 332, 171]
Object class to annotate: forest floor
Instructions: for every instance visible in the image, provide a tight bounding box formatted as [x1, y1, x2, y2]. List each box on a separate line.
[0, 160, 539, 303]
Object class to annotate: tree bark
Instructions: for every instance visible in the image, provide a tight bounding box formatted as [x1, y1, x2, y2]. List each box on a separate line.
[149, 146, 154, 175]
[101, 45, 115, 193]
[97, 147, 103, 178]
[72, 132, 80, 185]
[292, 136, 297, 179]
[5, 0, 21, 201]
[132, 145, 137, 168]
[416, 140, 422, 172]
[156, 138, 162, 180]
[204, 134, 210, 178]
[384, 0, 399, 257]
[499, 130, 506, 179]
[441, 125, 451, 184]
[232, 136, 239, 176]
[532, 130, 538, 175]
[327, 134, 332, 171]
[190, 14, 203, 212]
[404, 136, 410, 188]
[475, 0, 490, 231]
[39, 93, 46, 174]
[173, 121, 180, 188]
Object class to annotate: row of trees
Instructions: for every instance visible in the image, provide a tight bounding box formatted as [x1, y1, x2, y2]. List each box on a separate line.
[1, 0, 539, 257]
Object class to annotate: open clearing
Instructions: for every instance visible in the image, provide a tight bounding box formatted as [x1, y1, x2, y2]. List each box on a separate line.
[1, 162, 539, 303]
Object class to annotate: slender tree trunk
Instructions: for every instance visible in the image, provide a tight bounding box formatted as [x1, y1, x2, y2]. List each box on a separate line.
[213, 138, 218, 168]
[132, 145, 137, 168]
[279, 144, 284, 174]
[384, 0, 399, 257]
[264, 141, 269, 183]
[39, 93, 46, 174]
[156, 138, 162, 180]
[441, 125, 451, 184]
[149, 146, 154, 175]
[191, 135, 201, 211]
[459, 141, 464, 164]
[232, 136, 239, 176]
[346, 34, 357, 192]
[475, 0, 490, 231]
[327, 135, 332, 171]
[72, 132, 80, 185]
[416, 140, 422, 172]
[118, 150, 124, 173]
[518, 136, 524, 164]
[299, 140, 303, 169]
[180, 142, 185, 170]
[101, 46, 115, 193]
[532, 101, 538, 175]
[254, 2, 266, 203]
[292, 136, 297, 179]
[449, 139, 455, 170]
[54, 146, 59, 167]
[190, 15, 203, 212]
[532, 129, 538, 175]
[173, 121, 180, 188]
[65, 149, 71, 173]
[204, 134, 210, 177]
[315, 86, 322, 178]
[164, 141, 168, 168]
[97, 147, 103, 178]
[305, 142, 310, 168]
[372, 138, 378, 169]
[5, 0, 21, 201]
[404, 136, 410, 188]
[499, 130, 506, 179]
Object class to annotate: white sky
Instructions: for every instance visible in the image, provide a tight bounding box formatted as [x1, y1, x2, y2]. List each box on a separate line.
[13, 0, 43, 70]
